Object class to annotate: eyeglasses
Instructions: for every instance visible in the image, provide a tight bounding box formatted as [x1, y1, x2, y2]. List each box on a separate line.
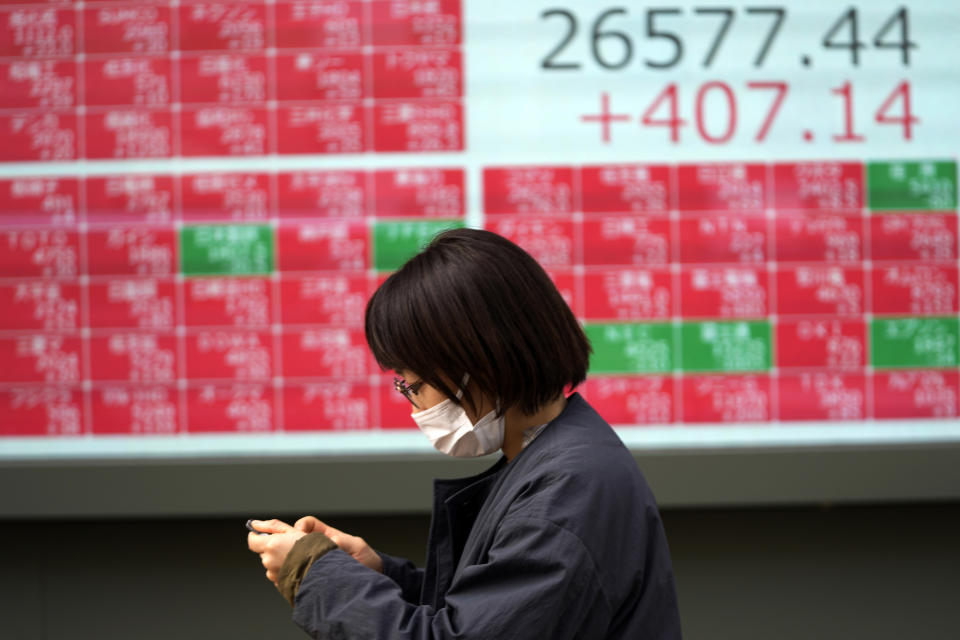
[393, 377, 426, 409]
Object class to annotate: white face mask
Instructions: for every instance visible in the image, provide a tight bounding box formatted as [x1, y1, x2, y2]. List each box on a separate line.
[411, 374, 505, 458]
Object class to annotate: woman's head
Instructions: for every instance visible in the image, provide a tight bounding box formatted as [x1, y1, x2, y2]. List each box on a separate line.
[365, 228, 591, 417]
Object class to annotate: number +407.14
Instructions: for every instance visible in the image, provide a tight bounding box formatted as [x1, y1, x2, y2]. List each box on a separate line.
[580, 80, 917, 145]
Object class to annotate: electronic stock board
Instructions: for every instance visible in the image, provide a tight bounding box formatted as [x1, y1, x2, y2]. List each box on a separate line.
[0, 0, 957, 513]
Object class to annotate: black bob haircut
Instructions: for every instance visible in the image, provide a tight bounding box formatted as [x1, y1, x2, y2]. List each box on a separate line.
[365, 228, 592, 417]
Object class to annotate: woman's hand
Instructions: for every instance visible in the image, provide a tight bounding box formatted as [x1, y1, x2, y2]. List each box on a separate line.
[294, 516, 383, 573]
[247, 519, 306, 585]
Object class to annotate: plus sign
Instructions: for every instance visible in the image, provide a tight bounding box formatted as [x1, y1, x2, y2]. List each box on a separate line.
[580, 92, 631, 143]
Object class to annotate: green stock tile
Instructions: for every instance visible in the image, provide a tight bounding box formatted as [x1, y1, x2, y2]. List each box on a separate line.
[373, 220, 465, 271]
[871, 317, 960, 368]
[680, 321, 771, 372]
[584, 322, 673, 374]
[180, 225, 274, 276]
[867, 160, 957, 210]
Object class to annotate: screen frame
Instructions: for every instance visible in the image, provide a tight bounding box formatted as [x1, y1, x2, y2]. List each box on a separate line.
[2, 441, 959, 518]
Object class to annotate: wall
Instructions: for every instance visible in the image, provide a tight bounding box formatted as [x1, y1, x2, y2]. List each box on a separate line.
[4, 502, 959, 639]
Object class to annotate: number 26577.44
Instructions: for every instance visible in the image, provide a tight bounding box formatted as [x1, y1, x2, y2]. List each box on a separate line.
[542, 7, 914, 70]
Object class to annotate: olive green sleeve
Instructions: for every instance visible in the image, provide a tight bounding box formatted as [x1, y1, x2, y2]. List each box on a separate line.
[278, 532, 338, 606]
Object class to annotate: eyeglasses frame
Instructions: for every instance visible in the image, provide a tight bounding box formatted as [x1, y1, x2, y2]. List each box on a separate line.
[393, 377, 426, 409]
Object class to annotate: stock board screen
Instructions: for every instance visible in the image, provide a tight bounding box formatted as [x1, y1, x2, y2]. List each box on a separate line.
[0, 0, 957, 460]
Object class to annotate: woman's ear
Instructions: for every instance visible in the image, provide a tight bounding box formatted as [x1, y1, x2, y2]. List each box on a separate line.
[459, 382, 494, 424]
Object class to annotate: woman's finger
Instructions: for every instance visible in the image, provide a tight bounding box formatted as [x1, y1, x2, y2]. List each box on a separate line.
[247, 531, 267, 553]
[293, 516, 318, 532]
[313, 519, 343, 542]
[251, 518, 292, 534]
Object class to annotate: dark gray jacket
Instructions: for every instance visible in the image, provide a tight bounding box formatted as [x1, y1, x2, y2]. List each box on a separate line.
[293, 393, 682, 639]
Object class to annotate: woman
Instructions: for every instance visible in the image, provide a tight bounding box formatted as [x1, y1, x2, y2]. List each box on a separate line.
[248, 228, 682, 638]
